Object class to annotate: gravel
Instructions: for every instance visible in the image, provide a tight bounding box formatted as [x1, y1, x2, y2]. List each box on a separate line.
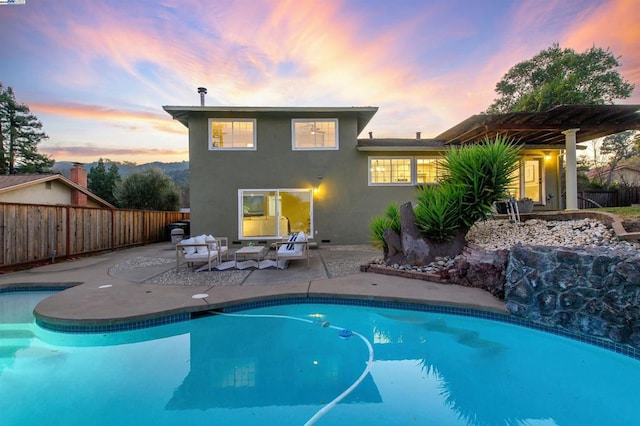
[467, 218, 639, 251]
[113, 219, 638, 286]
[137, 245, 381, 286]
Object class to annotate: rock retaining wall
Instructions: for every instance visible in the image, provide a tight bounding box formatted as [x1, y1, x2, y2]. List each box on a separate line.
[505, 245, 640, 349]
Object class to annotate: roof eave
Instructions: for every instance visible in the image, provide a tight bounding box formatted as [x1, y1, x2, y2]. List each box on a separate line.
[162, 106, 379, 133]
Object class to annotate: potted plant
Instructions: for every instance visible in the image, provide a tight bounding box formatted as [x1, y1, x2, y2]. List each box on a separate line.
[517, 197, 534, 213]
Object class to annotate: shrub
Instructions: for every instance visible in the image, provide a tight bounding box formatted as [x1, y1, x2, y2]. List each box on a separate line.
[412, 135, 521, 242]
[369, 203, 401, 249]
[440, 135, 521, 228]
[414, 183, 464, 242]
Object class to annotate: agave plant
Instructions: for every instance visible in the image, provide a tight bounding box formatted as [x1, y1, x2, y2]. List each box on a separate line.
[413, 135, 520, 242]
[439, 134, 521, 228]
[414, 183, 464, 242]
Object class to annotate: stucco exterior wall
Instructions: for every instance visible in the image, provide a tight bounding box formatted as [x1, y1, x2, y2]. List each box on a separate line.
[187, 110, 564, 245]
[188, 111, 417, 245]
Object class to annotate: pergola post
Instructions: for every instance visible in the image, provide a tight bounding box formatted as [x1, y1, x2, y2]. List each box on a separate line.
[562, 128, 580, 210]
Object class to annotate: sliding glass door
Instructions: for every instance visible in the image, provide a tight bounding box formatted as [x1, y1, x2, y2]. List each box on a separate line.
[239, 189, 312, 239]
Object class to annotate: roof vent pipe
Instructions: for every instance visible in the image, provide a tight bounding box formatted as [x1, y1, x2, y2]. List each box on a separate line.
[368, 131, 373, 139]
[197, 87, 207, 106]
[416, 132, 421, 140]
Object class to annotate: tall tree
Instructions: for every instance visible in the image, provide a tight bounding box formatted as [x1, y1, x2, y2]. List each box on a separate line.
[0, 83, 54, 174]
[486, 44, 634, 114]
[88, 158, 122, 206]
[599, 130, 638, 188]
[115, 167, 180, 211]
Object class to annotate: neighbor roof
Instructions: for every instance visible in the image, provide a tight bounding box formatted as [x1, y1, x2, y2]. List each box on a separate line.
[0, 174, 115, 208]
[163, 106, 379, 136]
[587, 164, 640, 179]
[435, 104, 640, 146]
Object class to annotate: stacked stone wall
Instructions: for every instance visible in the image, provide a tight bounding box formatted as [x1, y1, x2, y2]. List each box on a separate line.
[505, 245, 640, 349]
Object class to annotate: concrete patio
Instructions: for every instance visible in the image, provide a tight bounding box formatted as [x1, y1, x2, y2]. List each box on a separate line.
[0, 242, 507, 330]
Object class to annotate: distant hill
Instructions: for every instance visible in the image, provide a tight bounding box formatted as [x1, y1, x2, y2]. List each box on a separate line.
[52, 161, 189, 180]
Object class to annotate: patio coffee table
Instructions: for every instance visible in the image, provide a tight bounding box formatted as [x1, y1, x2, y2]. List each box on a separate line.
[234, 245, 268, 268]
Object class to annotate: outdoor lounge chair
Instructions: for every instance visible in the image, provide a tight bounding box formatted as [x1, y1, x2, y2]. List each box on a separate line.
[274, 231, 309, 268]
[176, 234, 229, 271]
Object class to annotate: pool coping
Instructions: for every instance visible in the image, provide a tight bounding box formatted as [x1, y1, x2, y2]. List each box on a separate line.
[2, 241, 640, 361]
[5, 281, 640, 361]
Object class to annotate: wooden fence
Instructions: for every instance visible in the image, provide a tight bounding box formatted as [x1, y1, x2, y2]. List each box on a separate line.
[577, 188, 640, 208]
[0, 202, 189, 268]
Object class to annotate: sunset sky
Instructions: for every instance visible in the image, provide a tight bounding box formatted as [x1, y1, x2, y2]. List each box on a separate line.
[1, 0, 638, 164]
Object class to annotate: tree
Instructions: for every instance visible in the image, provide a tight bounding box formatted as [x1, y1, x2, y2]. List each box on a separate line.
[599, 130, 638, 188]
[88, 158, 121, 206]
[0, 83, 54, 174]
[115, 167, 180, 211]
[486, 44, 634, 114]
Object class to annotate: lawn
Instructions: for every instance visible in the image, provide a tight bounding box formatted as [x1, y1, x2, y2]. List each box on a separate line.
[587, 206, 640, 232]
[592, 206, 640, 219]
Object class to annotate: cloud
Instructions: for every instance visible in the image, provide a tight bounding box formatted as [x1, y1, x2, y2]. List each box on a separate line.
[4, 0, 639, 163]
[40, 144, 188, 163]
[562, 0, 640, 101]
[29, 101, 185, 135]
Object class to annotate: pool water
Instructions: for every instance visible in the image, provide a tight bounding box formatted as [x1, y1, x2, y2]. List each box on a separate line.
[2, 291, 640, 425]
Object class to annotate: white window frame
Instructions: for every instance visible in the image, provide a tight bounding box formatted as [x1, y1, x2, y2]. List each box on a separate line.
[208, 118, 257, 151]
[415, 156, 442, 185]
[291, 119, 339, 150]
[237, 188, 314, 240]
[368, 157, 414, 186]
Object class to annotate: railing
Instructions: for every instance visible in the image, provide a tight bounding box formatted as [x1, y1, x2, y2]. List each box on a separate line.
[0, 202, 189, 268]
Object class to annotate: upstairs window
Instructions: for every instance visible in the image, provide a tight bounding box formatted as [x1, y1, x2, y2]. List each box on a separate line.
[292, 119, 338, 150]
[209, 119, 256, 150]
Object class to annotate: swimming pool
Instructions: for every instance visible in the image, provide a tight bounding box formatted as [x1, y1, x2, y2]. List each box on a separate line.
[2, 291, 640, 425]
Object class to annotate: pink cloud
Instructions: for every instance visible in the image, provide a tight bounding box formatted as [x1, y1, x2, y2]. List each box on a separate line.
[29, 102, 185, 135]
[563, 0, 640, 101]
[41, 145, 188, 164]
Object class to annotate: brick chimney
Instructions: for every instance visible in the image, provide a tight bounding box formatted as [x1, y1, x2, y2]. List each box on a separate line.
[70, 163, 88, 206]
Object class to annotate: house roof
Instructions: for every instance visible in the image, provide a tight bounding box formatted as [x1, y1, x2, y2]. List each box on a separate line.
[356, 138, 444, 151]
[587, 164, 640, 179]
[163, 106, 379, 136]
[434, 104, 640, 146]
[0, 174, 115, 208]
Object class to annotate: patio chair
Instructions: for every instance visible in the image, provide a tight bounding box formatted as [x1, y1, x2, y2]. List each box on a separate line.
[275, 231, 309, 268]
[176, 234, 229, 272]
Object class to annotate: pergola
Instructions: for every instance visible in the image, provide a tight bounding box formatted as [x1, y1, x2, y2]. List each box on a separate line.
[434, 104, 640, 210]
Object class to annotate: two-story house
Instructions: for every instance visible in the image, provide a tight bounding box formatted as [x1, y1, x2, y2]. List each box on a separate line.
[163, 103, 639, 245]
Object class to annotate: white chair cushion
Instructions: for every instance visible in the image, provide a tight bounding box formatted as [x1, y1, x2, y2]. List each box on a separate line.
[194, 235, 208, 254]
[277, 244, 290, 254]
[181, 237, 196, 255]
[294, 231, 306, 253]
